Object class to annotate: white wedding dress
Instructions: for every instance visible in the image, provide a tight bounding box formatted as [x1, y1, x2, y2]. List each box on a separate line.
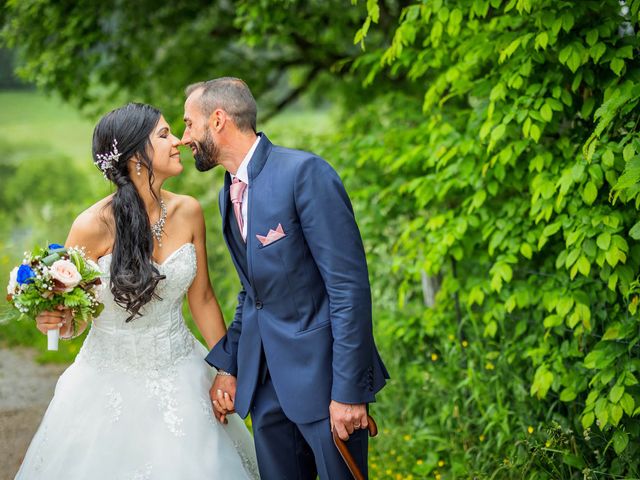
[16, 243, 260, 479]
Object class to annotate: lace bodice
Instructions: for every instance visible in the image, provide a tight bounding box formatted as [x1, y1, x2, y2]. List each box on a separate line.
[77, 243, 198, 373]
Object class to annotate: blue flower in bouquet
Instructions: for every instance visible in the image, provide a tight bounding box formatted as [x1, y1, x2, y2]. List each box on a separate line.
[16, 264, 36, 285]
[48, 243, 64, 250]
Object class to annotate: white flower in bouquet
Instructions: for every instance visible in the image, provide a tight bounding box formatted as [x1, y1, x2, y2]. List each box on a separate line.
[7, 266, 19, 295]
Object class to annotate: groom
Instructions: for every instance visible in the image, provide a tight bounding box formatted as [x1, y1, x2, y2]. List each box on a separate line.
[181, 77, 388, 479]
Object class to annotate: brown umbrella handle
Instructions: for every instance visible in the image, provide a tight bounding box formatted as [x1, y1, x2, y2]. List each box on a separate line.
[332, 414, 378, 480]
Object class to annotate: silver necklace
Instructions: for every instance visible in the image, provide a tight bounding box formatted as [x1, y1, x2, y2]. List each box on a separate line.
[150, 198, 167, 247]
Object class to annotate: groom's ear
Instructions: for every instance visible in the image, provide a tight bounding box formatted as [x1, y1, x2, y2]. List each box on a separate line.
[209, 108, 227, 132]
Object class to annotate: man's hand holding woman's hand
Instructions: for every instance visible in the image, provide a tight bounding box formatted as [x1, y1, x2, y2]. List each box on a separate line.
[209, 373, 237, 424]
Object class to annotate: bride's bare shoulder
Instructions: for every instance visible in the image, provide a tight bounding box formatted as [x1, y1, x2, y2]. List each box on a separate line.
[67, 195, 115, 259]
[164, 191, 203, 218]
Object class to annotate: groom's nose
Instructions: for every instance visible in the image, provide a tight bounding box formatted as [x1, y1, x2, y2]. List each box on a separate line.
[180, 130, 191, 145]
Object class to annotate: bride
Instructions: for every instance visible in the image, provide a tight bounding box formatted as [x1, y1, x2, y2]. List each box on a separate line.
[15, 103, 259, 479]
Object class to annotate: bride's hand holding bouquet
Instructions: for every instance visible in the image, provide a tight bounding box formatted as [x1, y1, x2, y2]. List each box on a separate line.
[6, 243, 104, 350]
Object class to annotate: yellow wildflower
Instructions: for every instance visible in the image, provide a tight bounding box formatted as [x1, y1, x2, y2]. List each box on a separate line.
[431, 353, 439, 361]
[416, 459, 423, 465]
[528, 426, 534, 434]
[485, 362, 495, 370]
[438, 460, 445, 467]
[403, 434, 412, 441]
[479, 434, 485, 442]
[462, 340, 469, 348]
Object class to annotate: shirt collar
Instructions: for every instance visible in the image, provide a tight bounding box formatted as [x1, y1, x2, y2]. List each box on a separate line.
[231, 135, 261, 185]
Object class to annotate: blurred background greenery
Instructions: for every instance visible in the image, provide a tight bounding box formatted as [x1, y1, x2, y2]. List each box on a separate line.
[2, 1, 640, 478]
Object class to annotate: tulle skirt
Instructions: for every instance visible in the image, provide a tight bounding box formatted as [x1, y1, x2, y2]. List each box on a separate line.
[15, 342, 259, 479]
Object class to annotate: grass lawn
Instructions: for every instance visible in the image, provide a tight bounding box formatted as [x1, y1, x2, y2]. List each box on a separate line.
[0, 90, 335, 162]
[0, 90, 96, 163]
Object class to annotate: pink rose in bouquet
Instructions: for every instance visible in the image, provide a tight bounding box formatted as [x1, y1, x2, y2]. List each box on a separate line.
[50, 259, 83, 292]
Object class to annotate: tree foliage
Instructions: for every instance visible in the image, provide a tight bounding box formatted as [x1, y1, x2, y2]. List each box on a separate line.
[328, 0, 640, 477]
[1, 0, 405, 119]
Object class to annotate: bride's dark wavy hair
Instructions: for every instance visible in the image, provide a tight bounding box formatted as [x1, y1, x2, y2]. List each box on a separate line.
[92, 103, 165, 321]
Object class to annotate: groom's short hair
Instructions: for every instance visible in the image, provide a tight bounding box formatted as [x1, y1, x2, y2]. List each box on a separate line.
[185, 77, 257, 133]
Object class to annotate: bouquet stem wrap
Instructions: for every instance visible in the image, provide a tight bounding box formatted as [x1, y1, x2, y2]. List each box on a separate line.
[47, 328, 60, 351]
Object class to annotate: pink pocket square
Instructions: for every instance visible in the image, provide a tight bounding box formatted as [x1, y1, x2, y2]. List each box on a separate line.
[256, 223, 286, 246]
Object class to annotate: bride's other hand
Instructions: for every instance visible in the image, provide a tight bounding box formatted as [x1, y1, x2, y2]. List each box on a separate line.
[209, 373, 237, 424]
[36, 306, 73, 337]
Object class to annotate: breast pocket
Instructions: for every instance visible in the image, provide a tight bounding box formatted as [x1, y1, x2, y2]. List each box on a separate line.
[257, 234, 289, 249]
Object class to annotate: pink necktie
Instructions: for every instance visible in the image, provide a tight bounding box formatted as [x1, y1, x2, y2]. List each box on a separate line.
[230, 177, 247, 241]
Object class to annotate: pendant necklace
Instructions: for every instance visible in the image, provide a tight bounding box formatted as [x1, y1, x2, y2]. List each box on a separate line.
[150, 198, 167, 247]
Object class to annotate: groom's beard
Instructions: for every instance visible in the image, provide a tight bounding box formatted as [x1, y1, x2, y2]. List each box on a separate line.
[193, 130, 220, 172]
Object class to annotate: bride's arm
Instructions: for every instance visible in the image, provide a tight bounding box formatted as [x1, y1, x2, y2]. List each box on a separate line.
[184, 197, 227, 349]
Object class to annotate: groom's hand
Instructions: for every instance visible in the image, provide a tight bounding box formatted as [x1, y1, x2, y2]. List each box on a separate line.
[329, 400, 368, 441]
[209, 373, 237, 424]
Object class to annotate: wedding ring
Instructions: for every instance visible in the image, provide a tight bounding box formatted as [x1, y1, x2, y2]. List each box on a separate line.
[354, 423, 361, 428]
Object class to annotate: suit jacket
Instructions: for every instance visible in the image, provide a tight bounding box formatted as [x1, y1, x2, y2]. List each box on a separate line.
[206, 134, 389, 424]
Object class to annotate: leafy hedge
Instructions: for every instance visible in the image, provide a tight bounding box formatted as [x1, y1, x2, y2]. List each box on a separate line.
[322, 0, 640, 477]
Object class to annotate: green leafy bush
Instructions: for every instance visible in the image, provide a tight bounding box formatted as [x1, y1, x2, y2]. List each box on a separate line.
[320, 0, 640, 477]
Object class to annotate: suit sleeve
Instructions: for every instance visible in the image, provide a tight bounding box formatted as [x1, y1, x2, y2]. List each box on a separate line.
[205, 287, 245, 376]
[294, 156, 375, 404]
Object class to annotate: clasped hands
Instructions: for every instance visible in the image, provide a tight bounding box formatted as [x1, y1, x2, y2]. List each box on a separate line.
[209, 373, 237, 424]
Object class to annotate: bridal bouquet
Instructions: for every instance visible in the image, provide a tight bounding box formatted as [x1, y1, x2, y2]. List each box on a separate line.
[6, 243, 104, 350]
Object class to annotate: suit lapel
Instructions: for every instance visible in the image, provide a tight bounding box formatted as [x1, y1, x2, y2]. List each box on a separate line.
[246, 134, 273, 288]
[219, 133, 273, 292]
[220, 172, 231, 232]
[219, 174, 252, 290]
[247, 133, 273, 182]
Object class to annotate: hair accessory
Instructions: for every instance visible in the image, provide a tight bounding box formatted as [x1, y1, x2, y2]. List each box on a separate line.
[136, 159, 142, 176]
[95, 139, 122, 178]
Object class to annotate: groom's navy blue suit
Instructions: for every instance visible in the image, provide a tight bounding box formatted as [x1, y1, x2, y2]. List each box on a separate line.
[206, 134, 388, 479]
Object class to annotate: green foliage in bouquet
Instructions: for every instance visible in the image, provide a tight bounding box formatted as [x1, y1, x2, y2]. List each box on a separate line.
[8, 245, 104, 325]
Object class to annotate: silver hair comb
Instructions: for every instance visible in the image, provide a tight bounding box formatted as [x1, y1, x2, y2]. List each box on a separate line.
[95, 139, 122, 178]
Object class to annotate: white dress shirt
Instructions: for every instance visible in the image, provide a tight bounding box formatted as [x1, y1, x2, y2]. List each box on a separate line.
[230, 135, 261, 239]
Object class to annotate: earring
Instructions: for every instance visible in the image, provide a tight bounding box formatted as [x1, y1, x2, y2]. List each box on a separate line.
[136, 160, 142, 176]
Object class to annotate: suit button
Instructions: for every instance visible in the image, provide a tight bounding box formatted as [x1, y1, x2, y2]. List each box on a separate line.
[255, 300, 263, 310]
